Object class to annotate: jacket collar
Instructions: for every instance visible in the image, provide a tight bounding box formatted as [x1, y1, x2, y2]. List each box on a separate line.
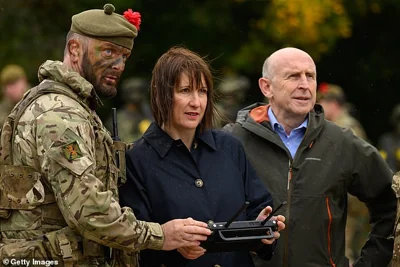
[235, 103, 325, 147]
[143, 122, 217, 158]
[38, 60, 103, 109]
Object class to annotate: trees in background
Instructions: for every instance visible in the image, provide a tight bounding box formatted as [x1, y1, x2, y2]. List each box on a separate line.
[0, 0, 398, 142]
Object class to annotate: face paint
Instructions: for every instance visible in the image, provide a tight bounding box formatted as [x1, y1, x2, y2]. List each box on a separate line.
[82, 40, 131, 98]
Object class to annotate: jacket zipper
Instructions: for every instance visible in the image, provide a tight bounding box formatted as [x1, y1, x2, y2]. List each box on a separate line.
[325, 197, 336, 267]
[283, 160, 292, 267]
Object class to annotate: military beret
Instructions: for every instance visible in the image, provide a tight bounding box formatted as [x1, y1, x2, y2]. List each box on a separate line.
[70, 3, 141, 50]
[317, 83, 346, 104]
[0, 64, 26, 86]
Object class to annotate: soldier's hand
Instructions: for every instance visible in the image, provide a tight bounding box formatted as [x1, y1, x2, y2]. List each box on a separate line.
[177, 246, 206, 260]
[161, 217, 211, 251]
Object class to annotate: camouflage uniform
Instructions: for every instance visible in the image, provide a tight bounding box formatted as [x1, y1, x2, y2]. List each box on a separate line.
[378, 104, 400, 173]
[106, 78, 152, 143]
[216, 75, 250, 127]
[0, 64, 28, 127]
[0, 100, 14, 127]
[335, 110, 367, 141]
[0, 61, 164, 266]
[392, 172, 400, 266]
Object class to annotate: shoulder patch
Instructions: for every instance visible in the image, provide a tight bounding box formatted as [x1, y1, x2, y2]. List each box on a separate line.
[62, 141, 83, 160]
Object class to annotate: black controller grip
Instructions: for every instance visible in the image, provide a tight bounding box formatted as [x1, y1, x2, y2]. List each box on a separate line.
[201, 220, 278, 252]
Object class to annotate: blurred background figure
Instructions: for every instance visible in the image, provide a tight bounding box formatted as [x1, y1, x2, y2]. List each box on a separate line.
[216, 74, 250, 127]
[0, 64, 29, 126]
[106, 77, 153, 143]
[317, 82, 367, 140]
[377, 104, 400, 173]
[317, 82, 370, 264]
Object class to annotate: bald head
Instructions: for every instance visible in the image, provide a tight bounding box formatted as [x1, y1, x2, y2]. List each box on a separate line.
[258, 47, 317, 129]
[262, 48, 316, 79]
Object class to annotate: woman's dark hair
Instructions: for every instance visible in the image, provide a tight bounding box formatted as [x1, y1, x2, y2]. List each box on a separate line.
[150, 46, 218, 132]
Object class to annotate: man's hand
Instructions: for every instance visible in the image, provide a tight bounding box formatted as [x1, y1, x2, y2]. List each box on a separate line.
[161, 217, 211, 251]
[256, 206, 286, 245]
[177, 246, 206, 260]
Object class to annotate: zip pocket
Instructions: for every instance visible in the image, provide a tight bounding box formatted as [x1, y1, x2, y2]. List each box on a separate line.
[325, 197, 336, 267]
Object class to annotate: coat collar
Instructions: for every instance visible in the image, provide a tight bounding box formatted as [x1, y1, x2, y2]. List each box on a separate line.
[143, 122, 217, 158]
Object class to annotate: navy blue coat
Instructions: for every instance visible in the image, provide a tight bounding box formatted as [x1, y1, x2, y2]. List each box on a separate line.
[119, 122, 275, 267]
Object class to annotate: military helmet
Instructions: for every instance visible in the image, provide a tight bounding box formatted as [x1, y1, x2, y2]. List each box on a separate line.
[0, 64, 26, 86]
[317, 83, 346, 105]
[120, 77, 149, 103]
[218, 75, 250, 94]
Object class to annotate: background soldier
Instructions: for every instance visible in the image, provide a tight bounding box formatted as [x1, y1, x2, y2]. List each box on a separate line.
[317, 83, 367, 140]
[0, 4, 210, 266]
[216, 74, 250, 126]
[393, 172, 400, 266]
[106, 77, 153, 142]
[0, 64, 29, 126]
[317, 82, 370, 264]
[378, 104, 400, 173]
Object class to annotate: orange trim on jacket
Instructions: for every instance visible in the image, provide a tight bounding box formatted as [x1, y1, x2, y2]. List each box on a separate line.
[325, 197, 336, 267]
[249, 104, 271, 123]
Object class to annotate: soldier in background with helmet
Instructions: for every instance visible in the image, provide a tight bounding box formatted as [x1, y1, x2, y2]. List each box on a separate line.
[378, 104, 400, 173]
[0, 64, 29, 126]
[0, 4, 210, 266]
[216, 74, 250, 126]
[317, 82, 370, 265]
[106, 77, 153, 142]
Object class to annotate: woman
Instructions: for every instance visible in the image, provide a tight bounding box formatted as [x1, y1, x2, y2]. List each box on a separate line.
[119, 47, 285, 267]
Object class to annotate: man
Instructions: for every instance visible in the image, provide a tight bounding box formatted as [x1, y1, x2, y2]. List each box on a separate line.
[106, 77, 153, 142]
[224, 47, 395, 267]
[317, 83, 370, 264]
[0, 64, 29, 126]
[0, 4, 210, 266]
[216, 74, 251, 126]
[317, 83, 367, 140]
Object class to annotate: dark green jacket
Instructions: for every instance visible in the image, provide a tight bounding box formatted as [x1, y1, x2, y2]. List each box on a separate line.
[223, 103, 395, 267]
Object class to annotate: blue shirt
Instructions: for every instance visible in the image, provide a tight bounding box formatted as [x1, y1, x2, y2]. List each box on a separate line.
[268, 107, 308, 158]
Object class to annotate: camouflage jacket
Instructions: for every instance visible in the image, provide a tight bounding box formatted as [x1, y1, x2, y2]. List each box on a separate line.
[335, 111, 367, 141]
[0, 99, 14, 128]
[0, 61, 164, 266]
[392, 172, 400, 266]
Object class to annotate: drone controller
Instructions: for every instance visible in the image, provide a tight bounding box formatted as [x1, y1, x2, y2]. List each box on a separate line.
[200, 201, 286, 253]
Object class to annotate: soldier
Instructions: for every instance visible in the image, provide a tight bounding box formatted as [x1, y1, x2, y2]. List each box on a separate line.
[106, 77, 153, 142]
[0, 64, 29, 126]
[378, 104, 400, 173]
[0, 4, 210, 266]
[317, 82, 370, 264]
[392, 173, 400, 267]
[317, 83, 367, 140]
[216, 75, 251, 126]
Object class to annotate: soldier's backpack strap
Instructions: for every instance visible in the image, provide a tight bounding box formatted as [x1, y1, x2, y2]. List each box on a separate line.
[0, 79, 91, 165]
[0, 80, 91, 218]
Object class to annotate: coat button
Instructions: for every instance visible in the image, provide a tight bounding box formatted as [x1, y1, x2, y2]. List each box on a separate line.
[195, 179, 203, 188]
